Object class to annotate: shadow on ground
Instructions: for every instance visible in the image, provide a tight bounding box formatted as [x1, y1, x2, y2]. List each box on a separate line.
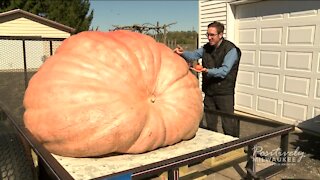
[291, 132, 320, 160]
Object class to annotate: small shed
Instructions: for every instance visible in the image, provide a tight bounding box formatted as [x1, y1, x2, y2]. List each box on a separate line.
[0, 8, 74, 38]
[0, 9, 75, 71]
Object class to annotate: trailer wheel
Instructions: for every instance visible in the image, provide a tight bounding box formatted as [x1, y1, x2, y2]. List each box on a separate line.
[0, 123, 36, 180]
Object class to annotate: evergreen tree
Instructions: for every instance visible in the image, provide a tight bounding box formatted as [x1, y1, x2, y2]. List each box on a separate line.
[0, 0, 93, 33]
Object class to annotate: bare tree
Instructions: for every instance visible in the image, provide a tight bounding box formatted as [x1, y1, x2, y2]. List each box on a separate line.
[111, 22, 176, 43]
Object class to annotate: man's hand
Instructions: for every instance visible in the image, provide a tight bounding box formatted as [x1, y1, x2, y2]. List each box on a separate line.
[173, 45, 184, 55]
[190, 67, 208, 73]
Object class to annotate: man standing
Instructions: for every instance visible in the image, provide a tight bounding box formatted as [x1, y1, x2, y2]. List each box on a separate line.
[173, 21, 241, 137]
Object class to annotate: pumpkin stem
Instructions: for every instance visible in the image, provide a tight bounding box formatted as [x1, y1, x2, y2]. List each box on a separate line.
[150, 95, 156, 103]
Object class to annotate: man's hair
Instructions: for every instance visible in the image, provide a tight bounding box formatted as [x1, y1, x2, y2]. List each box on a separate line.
[207, 21, 224, 34]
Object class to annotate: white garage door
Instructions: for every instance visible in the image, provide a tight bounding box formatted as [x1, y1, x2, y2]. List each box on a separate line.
[234, 0, 320, 125]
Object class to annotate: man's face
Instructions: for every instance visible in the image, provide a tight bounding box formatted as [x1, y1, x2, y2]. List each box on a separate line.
[207, 27, 222, 46]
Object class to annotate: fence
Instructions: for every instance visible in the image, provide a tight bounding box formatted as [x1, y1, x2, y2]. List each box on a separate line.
[0, 36, 64, 87]
[0, 36, 64, 122]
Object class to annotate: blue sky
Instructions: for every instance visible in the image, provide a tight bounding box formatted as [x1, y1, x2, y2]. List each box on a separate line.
[89, 0, 198, 32]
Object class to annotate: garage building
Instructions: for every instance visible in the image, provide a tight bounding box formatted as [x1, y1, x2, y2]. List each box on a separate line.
[198, 0, 320, 129]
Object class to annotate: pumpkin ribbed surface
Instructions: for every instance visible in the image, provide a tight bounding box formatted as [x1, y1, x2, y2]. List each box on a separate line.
[23, 30, 203, 157]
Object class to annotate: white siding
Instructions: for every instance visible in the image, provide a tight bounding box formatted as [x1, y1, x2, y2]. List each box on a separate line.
[0, 17, 70, 38]
[198, 1, 227, 47]
[198, 1, 228, 95]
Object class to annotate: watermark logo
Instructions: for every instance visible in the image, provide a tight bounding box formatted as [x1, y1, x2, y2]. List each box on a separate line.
[252, 146, 306, 165]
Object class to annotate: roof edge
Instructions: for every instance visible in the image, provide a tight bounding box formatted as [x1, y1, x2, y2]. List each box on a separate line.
[0, 9, 76, 33]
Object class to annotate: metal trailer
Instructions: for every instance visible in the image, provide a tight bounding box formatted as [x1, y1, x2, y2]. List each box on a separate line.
[0, 36, 295, 180]
[0, 103, 294, 180]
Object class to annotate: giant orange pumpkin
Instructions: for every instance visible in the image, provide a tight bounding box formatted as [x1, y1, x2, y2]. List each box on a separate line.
[23, 30, 203, 157]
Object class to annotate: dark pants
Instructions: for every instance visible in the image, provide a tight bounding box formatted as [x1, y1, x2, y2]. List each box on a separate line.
[201, 95, 239, 137]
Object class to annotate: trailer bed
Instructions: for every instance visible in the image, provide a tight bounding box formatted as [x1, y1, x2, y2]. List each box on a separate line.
[52, 128, 237, 180]
[1, 105, 295, 180]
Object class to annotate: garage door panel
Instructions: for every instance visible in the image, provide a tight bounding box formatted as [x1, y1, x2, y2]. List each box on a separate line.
[235, 92, 253, 109]
[261, 27, 282, 44]
[241, 50, 255, 65]
[257, 96, 277, 115]
[283, 76, 310, 96]
[235, 84, 254, 95]
[314, 107, 320, 116]
[285, 52, 312, 71]
[239, 29, 256, 44]
[287, 25, 315, 45]
[316, 79, 320, 99]
[237, 71, 254, 87]
[318, 55, 320, 72]
[282, 101, 307, 122]
[258, 73, 279, 91]
[260, 51, 281, 68]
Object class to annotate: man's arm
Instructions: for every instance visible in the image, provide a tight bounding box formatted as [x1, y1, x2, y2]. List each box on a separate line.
[181, 48, 204, 62]
[206, 48, 238, 78]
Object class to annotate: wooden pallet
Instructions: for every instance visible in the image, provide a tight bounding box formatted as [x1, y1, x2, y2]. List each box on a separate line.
[202, 147, 246, 167]
[158, 148, 246, 180]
